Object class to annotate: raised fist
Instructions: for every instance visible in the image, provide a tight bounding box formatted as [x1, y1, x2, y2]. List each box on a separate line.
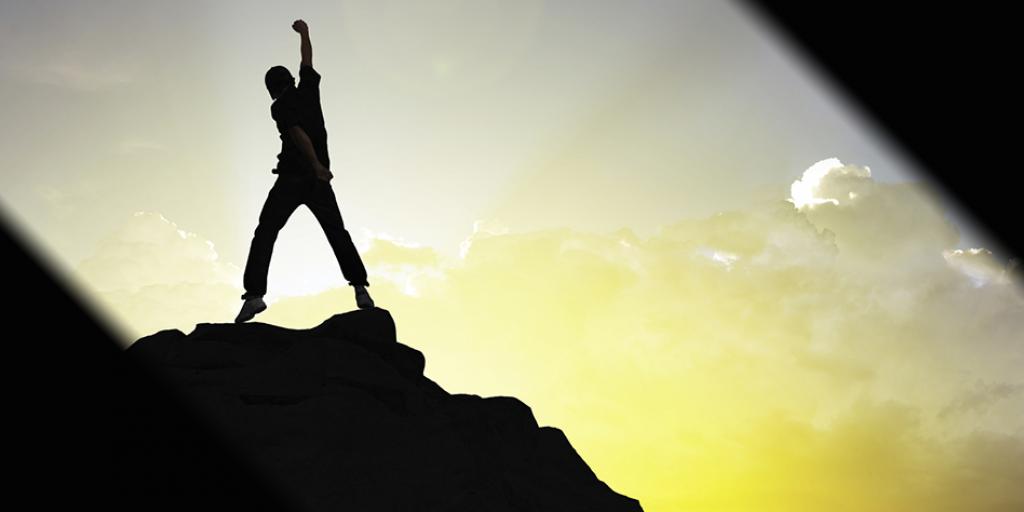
[292, 19, 308, 34]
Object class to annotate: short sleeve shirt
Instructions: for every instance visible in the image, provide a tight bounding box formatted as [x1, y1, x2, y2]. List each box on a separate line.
[270, 64, 330, 177]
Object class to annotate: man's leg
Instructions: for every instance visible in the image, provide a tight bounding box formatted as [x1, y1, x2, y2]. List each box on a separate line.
[306, 180, 370, 289]
[241, 177, 303, 300]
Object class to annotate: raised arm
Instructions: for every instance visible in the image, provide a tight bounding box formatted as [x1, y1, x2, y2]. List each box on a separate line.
[292, 19, 312, 67]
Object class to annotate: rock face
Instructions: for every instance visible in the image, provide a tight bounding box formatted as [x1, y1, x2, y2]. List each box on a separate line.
[118, 308, 643, 512]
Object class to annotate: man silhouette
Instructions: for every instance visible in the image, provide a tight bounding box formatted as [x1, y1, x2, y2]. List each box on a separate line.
[236, 19, 373, 323]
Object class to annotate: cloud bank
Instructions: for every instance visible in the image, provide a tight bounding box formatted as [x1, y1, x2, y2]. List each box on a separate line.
[84, 160, 1023, 511]
[310, 158, 1018, 511]
[75, 211, 241, 339]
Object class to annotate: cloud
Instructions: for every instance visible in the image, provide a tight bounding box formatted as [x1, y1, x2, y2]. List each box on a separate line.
[790, 157, 873, 209]
[361, 235, 444, 296]
[314, 159, 1020, 510]
[363, 235, 439, 267]
[75, 212, 241, 342]
[938, 381, 1024, 420]
[77, 212, 238, 291]
[83, 160, 1024, 510]
[943, 247, 1016, 287]
[788, 158, 963, 285]
[691, 401, 1024, 511]
[458, 218, 510, 259]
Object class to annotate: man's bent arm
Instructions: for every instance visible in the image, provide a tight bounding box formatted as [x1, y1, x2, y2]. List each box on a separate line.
[288, 125, 330, 178]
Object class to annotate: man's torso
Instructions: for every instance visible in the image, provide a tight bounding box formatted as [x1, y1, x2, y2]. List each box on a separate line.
[271, 65, 329, 178]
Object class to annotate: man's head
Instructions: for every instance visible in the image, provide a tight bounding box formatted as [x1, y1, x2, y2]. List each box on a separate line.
[265, 66, 295, 100]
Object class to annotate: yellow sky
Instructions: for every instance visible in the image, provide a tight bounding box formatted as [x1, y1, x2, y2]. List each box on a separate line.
[1, 1, 1022, 510]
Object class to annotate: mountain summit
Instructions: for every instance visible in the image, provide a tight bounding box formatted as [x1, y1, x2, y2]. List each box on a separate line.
[114, 307, 643, 511]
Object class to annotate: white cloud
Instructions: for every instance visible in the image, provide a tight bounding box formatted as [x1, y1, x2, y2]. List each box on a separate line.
[696, 245, 740, 270]
[361, 235, 445, 297]
[77, 211, 238, 292]
[74, 212, 241, 343]
[943, 247, 1015, 287]
[790, 158, 873, 210]
[785, 160, 962, 281]
[459, 218, 510, 259]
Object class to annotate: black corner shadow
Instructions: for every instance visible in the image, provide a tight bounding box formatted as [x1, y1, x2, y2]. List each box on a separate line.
[744, 1, 1022, 259]
[2, 222, 293, 510]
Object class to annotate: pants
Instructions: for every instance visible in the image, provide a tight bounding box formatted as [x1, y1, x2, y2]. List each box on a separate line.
[241, 173, 368, 300]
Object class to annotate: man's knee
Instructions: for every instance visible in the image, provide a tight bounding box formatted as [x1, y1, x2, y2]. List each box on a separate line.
[254, 219, 284, 238]
[255, 204, 294, 237]
[323, 224, 353, 240]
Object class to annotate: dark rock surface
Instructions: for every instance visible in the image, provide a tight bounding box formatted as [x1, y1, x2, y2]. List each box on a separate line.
[115, 308, 643, 511]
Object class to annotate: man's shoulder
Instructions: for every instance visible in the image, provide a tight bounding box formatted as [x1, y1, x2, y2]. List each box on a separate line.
[298, 64, 321, 92]
[299, 63, 321, 79]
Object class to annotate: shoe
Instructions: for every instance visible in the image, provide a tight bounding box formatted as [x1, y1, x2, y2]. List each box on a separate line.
[235, 296, 267, 323]
[354, 285, 374, 309]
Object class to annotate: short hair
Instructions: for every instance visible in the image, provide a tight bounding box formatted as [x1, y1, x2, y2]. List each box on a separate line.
[265, 66, 294, 99]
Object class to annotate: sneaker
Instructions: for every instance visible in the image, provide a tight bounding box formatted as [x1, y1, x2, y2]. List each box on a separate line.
[354, 285, 375, 309]
[235, 296, 267, 323]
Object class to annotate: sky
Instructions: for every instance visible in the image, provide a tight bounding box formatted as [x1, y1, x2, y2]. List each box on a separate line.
[1, 1, 1022, 510]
